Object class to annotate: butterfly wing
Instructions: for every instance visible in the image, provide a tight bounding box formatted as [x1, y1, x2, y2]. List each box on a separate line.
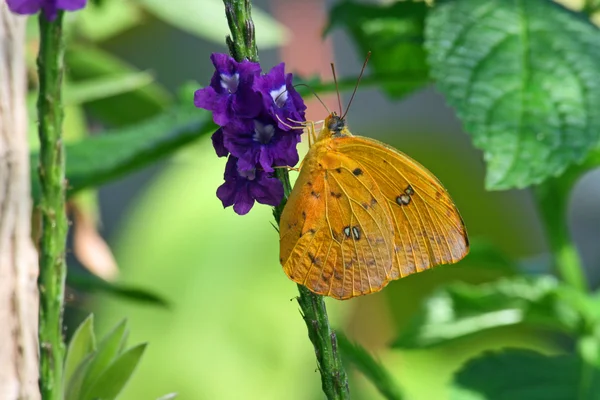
[333, 136, 469, 278]
[279, 146, 396, 299]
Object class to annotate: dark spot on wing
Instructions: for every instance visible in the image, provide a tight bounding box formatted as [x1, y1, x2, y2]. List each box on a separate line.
[306, 181, 312, 187]
[370, 197, 378, 207]
[302, 211, 306, 219]
[351, 226, 361, 240]
[333, 270, 343, 281]
[361, 202, 369, 210]
[308, 252, 321, 266]
[405, 185, 415, 195]
[396, 194, 411, 205]
[330, 191, 342, 199]
[311, 191, 320, 199]
[352, 168, 362, 176]
[343, 226, 351, 238]
[335, 168, 342, 173]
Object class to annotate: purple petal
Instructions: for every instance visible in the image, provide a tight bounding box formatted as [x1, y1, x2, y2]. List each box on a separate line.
[222, 155, 239, 181]
[258, 146, 275, 172]
[41, 2, 58, 20]
[232, 186, 255, 215]
[235, 156, 256, 173]
[230, 85, 262, 119]
[56, 0, 86, 11]
[251, 173, 284, 206]
[211, 128, 228, 158]
[6, 0, 44, 14]
[194, 86, 229, 126]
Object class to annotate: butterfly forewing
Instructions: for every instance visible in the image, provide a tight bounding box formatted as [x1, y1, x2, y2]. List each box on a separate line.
[279, 148, 395, 299]
[333, 136, 469, 278]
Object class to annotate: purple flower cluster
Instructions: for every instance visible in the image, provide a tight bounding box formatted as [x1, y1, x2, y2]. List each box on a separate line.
[7, 0, 87, 20]
[195, 53, 306, 215]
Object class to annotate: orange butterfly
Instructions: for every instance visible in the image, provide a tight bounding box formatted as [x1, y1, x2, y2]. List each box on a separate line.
[279, 84, 468, 300]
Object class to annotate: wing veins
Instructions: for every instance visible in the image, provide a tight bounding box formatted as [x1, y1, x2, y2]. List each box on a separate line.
[356, 157, 464, 232]
[328, 172, 392, 279]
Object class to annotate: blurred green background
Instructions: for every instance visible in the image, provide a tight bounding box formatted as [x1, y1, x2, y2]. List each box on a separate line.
[34, 0, 600, 398]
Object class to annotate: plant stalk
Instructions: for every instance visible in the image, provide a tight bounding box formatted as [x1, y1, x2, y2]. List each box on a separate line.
[534, 176, 586, 292]
[36, 12, 68, 400]
[224, 1, 349, 398]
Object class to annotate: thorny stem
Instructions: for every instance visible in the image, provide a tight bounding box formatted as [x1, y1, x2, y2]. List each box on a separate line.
[36, 12, 68, 400]
[223, 1, 350, 398]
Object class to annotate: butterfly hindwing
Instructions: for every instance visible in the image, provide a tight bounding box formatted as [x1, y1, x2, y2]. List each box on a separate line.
[280, 149, 395, 299]
[333, 136, 469, 278]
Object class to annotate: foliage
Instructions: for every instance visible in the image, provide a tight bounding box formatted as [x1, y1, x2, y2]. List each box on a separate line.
[64, 316, 149, 400]
[22, 0, 600, 398]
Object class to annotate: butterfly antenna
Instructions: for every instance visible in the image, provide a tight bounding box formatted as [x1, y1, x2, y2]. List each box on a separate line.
[342, 51, 371, 119]
[293, 83, 331, 114]
[330, 63, 343, 116]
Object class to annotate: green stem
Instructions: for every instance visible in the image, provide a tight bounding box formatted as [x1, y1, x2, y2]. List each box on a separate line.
[36, 12, 68, 400]
[224, 1, 349, 398]
[534, 174, 586, 292]
[583, 0, 599, 15]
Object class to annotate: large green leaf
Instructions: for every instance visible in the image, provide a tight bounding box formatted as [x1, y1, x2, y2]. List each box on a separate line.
[451, 349, 600, 400]
[393, 277, 580, 349]
[337, 334, 404, 400]
[82, 344, 147, 400]
[66, 45, 171, 125]
[325, 0, 430, 99]
[67, 269, 169, 307]
[426, 0, 600, 189]
[136, 0, 287, 48]
[31, 106, 216, 203]
[64, 72, 155, 106]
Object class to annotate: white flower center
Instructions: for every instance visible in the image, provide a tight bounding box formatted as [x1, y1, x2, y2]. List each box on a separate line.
[220, 73, 240, 93]
[270, 85, 288, 108]
[253, 120, 275, 144]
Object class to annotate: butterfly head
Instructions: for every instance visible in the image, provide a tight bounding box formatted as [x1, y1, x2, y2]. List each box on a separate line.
[320, 112, 350, 140]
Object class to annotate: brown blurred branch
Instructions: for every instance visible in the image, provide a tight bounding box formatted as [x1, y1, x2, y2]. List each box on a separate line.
[0, 3, 41, 399]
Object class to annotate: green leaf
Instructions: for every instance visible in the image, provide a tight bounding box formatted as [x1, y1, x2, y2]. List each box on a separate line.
[81, 320, 129, 392]
[136, 0, 287, 48]
[426, 0, 600, 189]
[83, 343, 147, 400]
[31, 106, 216, 203]
[64, 72, 155, 106]
[451, 349, 600, 400]
[337, 333, 404, 400]
[393, 277, 579, 349]
[67, 268, 170, 308]
[64, 315, 97, 387]
[325, 0, 430, 99]
[65, 353, 95, 400]
[66, 45, 171, 125]
[76, 0, 142, 41]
